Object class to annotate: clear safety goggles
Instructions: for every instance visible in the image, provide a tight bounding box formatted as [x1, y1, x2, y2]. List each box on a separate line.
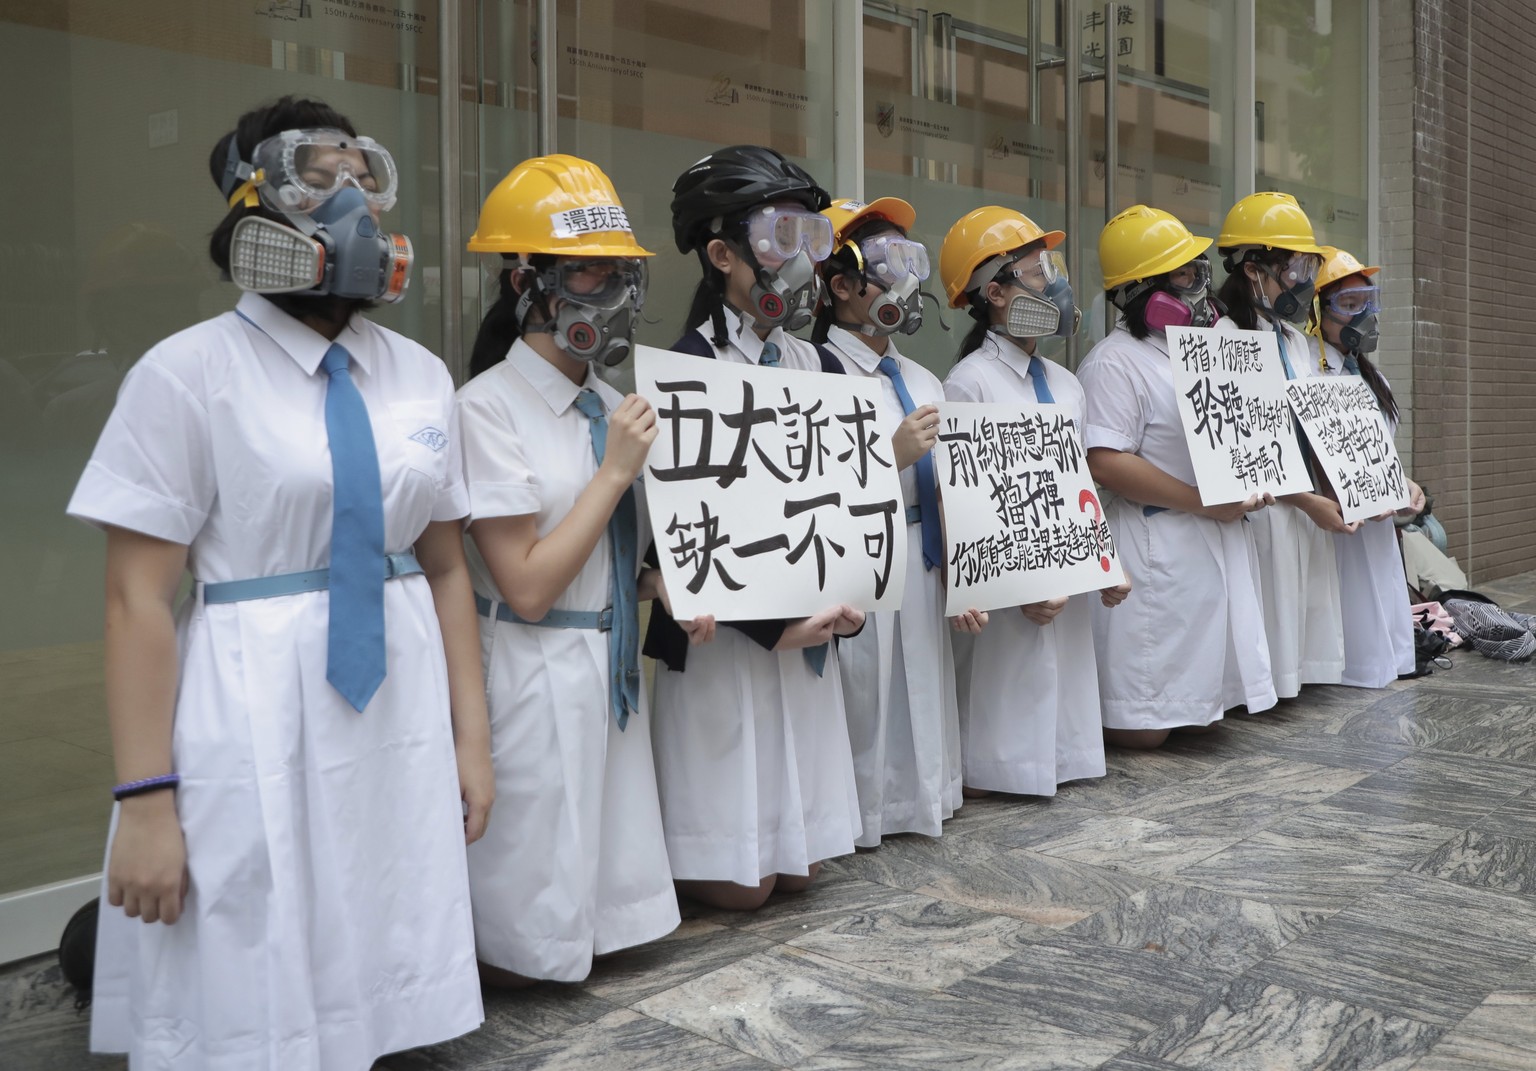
[1323, 284, 1380, 317]
[853, 233, 930, 283]
[999, 247, 1068, 293]
[1165, 255, 1211, 296]
[1272, 250, 1322, 287]
[742, 205, 835, 266]
[535, 257, 648, 309]
[247, 128, 399, 214]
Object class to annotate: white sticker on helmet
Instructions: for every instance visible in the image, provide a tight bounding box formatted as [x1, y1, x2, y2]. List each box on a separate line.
[551, 204, 632, 239]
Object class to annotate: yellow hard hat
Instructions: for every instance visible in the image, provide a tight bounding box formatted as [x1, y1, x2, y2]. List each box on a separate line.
[1315, 245, 1380, 292]
[1216, 191, 1326, 255]
[1098, 205, 1212, 291]
[940, 206, 1065, 307]
[821, 196, 916, 245]
[467, 154, 653, 257]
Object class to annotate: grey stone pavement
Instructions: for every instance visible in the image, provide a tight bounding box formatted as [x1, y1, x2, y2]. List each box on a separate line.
[5, 572, 1536, 1071]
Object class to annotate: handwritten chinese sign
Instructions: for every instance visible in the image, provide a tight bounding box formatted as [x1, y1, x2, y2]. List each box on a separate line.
[1166, 325, 1313, 505]
[1285, 376, 1409, 524]
[634, 345, 907, 620]
[934, 402, 1124, 614]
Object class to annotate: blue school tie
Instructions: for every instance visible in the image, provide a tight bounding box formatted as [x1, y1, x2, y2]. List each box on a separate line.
[1027, 355, 1056, 403]
[754, 339, 826, 674]
[574, 389, 639, 730]
[1273, 320, 1297, 380]
[877, 356, 942, 571]
[321, 343, 387, 712]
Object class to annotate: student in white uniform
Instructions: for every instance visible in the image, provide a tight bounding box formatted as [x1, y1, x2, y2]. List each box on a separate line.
[67, 98, 491, 1070]
[1309, 246, 1424, 686]
[809, 196, 985, 845]
[648, 145, 865, 910]
[1079, 205, 1278, 748]
[1215, 193, 1349, 698]
[938, 207, 1127, 792]
[457, 156, 697, 985]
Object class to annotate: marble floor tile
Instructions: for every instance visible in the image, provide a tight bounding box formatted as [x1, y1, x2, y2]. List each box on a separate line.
[826, 827, 976, 891]
[632, 945, 926, 1067]
[583, 919, 778, 1006]
[946, 934, 1224, 1043]
[1051, 747, 1223, 811]
[725, 875, 915, 945]
[382, 986, 621, 1070]
[1063, 884, 1326, 976]
[1315, 750, 1535, 827]
[1444, 973, 1536, 1051]
[1130, 976, 1442, 1071]
[484, 1008, 778, 1071]
[1474, 788, 1536, 841]
[1246, 873, 1536, 1025]
[786, 893, 1031, 988]
[1257, 731, 1415, 772]
[1319, 688, 1492, 749]
[1410, 1031, 1536, 1071]
[1122, 757, 1369, 837]
[1411, 828, 1536, 898]
[0, 962, 122, 1071]
[1094, 1056, 1190, 1071]
[1004, 814, 1242, 877]
[793, 991, 1126, 1070]
[1174, 803, 1462, 912]
[913, 846, 1149, 930]
[944, 795, 1099, 848]
[1432, 714, 1536, 765]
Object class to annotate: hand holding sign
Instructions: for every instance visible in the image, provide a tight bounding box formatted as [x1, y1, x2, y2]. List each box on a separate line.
[1283, 375, 1410, 525]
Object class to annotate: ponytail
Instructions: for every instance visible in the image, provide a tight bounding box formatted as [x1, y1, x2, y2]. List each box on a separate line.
[1354, 352, 1399, 424]
[955, 306, 992, 362]
[468, 266, 522, 378]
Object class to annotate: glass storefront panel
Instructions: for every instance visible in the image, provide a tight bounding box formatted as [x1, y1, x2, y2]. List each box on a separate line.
[0, 0, 474, 896]
[1255, 0, 1370, 257]
[547, 0, 837, 391]
[861, 1, 1237, 375]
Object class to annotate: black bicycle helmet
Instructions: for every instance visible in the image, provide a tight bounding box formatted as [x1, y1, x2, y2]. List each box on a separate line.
[670, 145, 830, 253]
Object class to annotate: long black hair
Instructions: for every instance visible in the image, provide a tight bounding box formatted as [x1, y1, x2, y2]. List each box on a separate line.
[1316, 282, 1398, 423]
[810, 218, 900, 344]
[467, 255, 557, 378]
[1215, 247, 1290, 331]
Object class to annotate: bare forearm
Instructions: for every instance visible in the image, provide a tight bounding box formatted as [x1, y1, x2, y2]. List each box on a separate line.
[419, 528, 491, 750]
[104, 596, 179, 782]
[1087, 448, 1204, 513]
[485, 472, 629, 621]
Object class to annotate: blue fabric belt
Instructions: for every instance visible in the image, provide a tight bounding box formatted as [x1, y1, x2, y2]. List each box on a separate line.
[202, 552, 422, 604]
[905, 505, 923, 525]
[1143, 505, 1168, 517]
[475, 592, 613, 631]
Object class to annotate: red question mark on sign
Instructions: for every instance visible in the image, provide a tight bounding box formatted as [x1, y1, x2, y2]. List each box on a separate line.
[1078, 488, 1112, 572]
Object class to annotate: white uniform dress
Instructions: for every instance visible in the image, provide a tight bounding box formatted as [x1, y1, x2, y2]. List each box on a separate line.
[650, 308, 862, 886]
[1078, 326, 1278, 729]
[1317, 338, 1415, 686]
[942, 333, 1107, 793]
[1246, 319, 1345, 696]
[68, 293, 482, 1071]
[457, 340, 679, 981]
[822, 326, 962, 844]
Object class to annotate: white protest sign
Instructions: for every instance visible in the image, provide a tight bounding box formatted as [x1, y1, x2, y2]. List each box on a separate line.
[1285, 375, 1409, 524]
[635, 345, 908, 621]
[1166, 324, 1314, 505]
[934, 402, 1124, 615]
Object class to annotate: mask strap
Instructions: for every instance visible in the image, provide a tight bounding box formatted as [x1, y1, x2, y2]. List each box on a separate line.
[220, 136, 263, 208]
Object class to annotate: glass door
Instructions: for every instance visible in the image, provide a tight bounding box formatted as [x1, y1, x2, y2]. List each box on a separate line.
[861, 0, 1238, 373]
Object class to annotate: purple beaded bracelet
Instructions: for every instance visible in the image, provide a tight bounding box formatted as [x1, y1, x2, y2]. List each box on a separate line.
[112, 774, 180, 801]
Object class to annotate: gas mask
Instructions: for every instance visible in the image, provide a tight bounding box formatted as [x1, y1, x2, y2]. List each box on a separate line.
[1142, 256, 1217, 331]
[222, 128, 414, 303]
[1321, 284, 1381, 355]
[735, 204, 833, 331]
[747, 248, 822, 331]
[1254, 251, 1321, 325]
[842, 232, 929, 337]
[989, 249, 1079, 339]
[520, 257, 648, 367]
